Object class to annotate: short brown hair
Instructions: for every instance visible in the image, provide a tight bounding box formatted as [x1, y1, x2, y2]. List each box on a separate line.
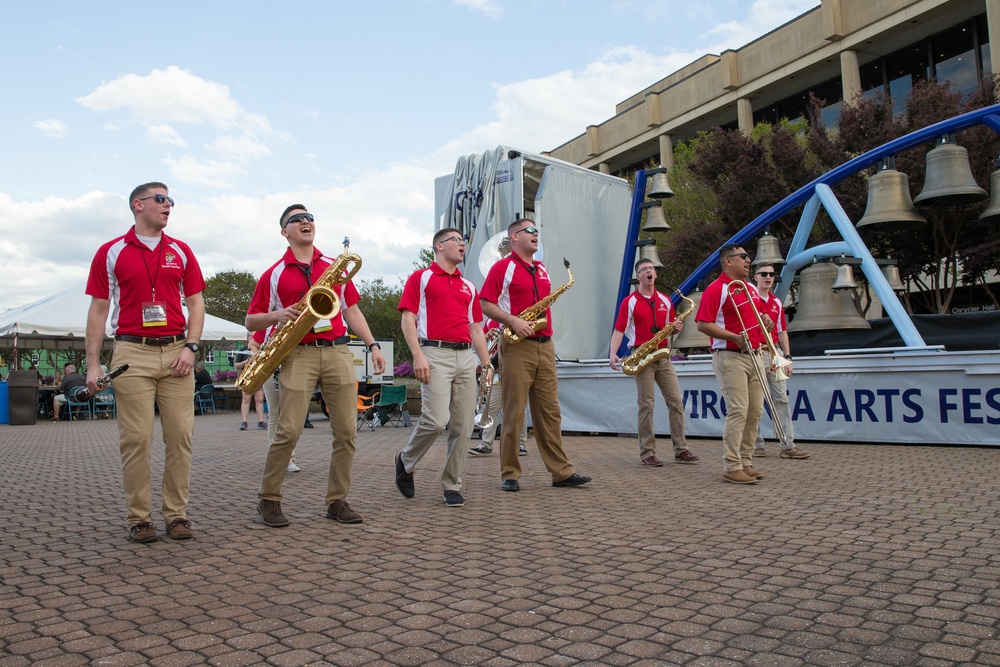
[433, 227, 462, 247]
[128, 182, 168, 213]
[279, 204, 307, 228]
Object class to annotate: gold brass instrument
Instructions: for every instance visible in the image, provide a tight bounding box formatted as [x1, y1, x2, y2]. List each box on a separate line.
[474, 328, 502, 429]
[503, 258, 574, 344]
[620, 292, 696, 376]
[236, 243, 362, 394]
[727, 280, 789, 444]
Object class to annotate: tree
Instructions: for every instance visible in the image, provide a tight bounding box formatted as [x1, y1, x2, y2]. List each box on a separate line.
[356, 277, 407, 366]
[203, 270, 257, 325]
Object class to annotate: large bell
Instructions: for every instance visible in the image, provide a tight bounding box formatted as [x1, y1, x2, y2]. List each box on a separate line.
[881, 264, 905, 291]
[914, 135, 988, 208]
[640, 201, 671, 232]
[752, 231, 785, 268]
[646, 169, 674, 199]
[635, 239, 664, 269]
[979, 168, 1000, 223]
[671, 290, 711, 349]
[786, 262, 871, 333]
[831, 262, 860, 290]
[857, 165, 927, 232]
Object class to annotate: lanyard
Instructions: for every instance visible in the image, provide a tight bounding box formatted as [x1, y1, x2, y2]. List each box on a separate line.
[515, 257, 540, 301]
[648, 296, 660, 334]
[140, 240, 164, 301]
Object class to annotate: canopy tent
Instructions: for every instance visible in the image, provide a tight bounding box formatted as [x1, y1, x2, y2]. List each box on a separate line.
[0, 285, 247, 352]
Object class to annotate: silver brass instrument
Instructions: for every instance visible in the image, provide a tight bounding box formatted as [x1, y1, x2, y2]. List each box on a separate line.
[620, 291, 695, 375]
[73, 364, 129, 401]
[503, 258, 574, 344]
[727, 280, 790, 444]
[236, 240, 362, 394]
[474, 328, 501, 430]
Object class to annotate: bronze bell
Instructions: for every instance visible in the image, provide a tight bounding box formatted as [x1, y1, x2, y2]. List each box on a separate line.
[640, 201, 671, 232]
[786, 262, 871, 333]
[671, 290, 711, 349]
[831, 262, 860, 291]
[979, 168, 1000, 223]
[635, 238, 664, 269]
[914, 135, 988, 207]
[752, 231, 785, 268]
[881, 264, 905, 291]
[857, 163, 927, 232]
[646, 170, 674, 199]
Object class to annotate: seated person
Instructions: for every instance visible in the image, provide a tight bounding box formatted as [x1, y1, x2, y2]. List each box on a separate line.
[194, 361, 213, 391]
[52, 363, 87, 421]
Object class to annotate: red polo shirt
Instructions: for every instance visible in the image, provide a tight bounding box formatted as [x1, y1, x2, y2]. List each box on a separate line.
[398, 262, 481, 343]
[757, 290, 786, 345]
[247, 247, 360, 343]
[614, 290, 676, 349]
[695, 274, 768, 351]
[86, 226, 205, 337]
[480, 255, 554, 337]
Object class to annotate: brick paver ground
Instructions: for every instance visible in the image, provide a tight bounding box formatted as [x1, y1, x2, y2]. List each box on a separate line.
[2, 412, 999, 666]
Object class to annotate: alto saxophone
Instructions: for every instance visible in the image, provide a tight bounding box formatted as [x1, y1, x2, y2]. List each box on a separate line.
[620, 291, 696, 376]
[236, 245, 362, 394]
[474, 328, 502, 429]
[503, 258, 574, 344]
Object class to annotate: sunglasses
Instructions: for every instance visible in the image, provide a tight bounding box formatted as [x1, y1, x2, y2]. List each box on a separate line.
[726, 252, 750, 260]
[284, 212, 315, 227]
[756, 271, 775, 277]
[514, 226, 538, 235]
[136, 194, 175, 206]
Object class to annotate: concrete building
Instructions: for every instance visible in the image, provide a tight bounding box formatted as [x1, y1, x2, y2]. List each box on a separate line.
[547, 0, 997, 176]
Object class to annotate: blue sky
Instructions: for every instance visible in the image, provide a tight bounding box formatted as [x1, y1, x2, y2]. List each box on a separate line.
[0, 0, 819, 310]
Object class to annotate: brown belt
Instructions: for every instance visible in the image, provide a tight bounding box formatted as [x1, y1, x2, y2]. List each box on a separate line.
[115, 334, 185, 346]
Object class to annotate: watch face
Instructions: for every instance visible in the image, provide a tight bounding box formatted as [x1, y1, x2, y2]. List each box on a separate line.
[187, 343, 200, 353]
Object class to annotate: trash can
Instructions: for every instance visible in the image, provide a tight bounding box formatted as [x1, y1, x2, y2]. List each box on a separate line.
[0, 381, 9, 425]
[8, 370, 39, 425]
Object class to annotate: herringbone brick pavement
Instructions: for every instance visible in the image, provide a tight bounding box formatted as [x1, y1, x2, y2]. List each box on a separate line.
[1, 413, 999, 666]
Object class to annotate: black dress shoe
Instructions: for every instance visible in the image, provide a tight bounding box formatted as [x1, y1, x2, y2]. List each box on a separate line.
[552, 473, 592, 487]
[395, 451, 415, 498]
[501, 479, 520, 492]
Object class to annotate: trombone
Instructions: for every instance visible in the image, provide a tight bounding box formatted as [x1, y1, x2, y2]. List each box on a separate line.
[727, 280, 791, 445]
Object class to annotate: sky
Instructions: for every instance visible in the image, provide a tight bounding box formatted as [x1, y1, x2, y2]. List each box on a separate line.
[0, 0, 820, 312]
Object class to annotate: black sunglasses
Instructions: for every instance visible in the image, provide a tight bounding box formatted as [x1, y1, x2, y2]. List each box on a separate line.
[756, 271, 775, 277]
[726, 252, 750, 260]
[284, 212, 315, 227]
[137, 193, 175, 206]
[514, 226, 538, 235]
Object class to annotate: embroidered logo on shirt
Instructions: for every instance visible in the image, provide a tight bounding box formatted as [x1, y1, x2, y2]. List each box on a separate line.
[162, 250, 181, 269]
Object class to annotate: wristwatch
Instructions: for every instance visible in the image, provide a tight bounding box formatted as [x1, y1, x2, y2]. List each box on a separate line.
[184, 342, 201, 354]
[367, 342, 381, 351]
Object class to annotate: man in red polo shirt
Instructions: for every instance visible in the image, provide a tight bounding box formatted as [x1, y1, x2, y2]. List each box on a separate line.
[84, 181, 205, 543]
[247, 204, 385, 528]
[393, 228, 492, 507]
[695, 243, 771, 485]
[479, 218, 591, 492]
[610, 257, 700, 467]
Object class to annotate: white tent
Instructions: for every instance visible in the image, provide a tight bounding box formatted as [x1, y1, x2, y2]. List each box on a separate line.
[0, 285, 247, 349]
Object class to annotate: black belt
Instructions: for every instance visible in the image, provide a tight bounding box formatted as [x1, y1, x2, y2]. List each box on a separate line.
[420, 339, 471, 350]
[522, 335, 551, 343]
[301, 335, 350, 347]
[714, 348, 750, 355]
[115, 334, 185, 346]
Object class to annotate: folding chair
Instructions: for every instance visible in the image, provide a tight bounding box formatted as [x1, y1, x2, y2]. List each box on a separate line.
[195, 384, 216, 415]
[211, 387, 231, 413]
[92, 387, 116, 419]
[356, 380, 379, 430]
[66, 386, 94, 421]
[374, 384, 411, 427]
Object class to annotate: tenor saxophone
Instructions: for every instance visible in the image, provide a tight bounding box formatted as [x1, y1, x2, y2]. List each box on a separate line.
[236, 249, 362, 394]
[503, 258, 574, 344]
[620, 292, 695, 376]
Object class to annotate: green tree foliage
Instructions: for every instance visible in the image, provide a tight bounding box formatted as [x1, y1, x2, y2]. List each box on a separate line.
[356, 277, 408, 365]
[203, 270, 258, 326]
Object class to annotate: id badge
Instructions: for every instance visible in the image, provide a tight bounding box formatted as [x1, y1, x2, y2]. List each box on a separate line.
[313, 318, 333, 334]
[142, 301, 169, 327]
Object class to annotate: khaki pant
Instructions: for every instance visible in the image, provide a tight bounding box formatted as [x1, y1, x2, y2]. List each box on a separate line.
[755, 351, 795, 449]
[258, 344, 356, 506]
[111, 340, 194, 527]
[479, 376, 528, 447]
[399, 347, 478, 491]
[498, 339, 575, 483]
[634, 357, 689, 459]
[711, 351, 764, 472]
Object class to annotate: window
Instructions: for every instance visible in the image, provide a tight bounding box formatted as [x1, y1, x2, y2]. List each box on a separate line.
[933, 24, 977, 95]
[886, 45, 929, 114]
[205, 350, 215, 364]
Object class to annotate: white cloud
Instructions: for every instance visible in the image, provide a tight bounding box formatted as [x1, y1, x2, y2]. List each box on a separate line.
[704, 0, 820, 51]
[147, 123, 186, 147]
[32, 119, 68, 138]
[207, 135, 271, 162]
[452, 0, 503, 20]
[163, 156, 247, 189]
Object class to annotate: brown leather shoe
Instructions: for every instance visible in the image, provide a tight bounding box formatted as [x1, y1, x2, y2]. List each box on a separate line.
[128, 522, 159, 543]
[674, 450, 700, 464]
[743, 465, 765, 479]
[641, 455, 664, 467]
[165, 518, 193, 540]
[327, 499, 363, 524]
[722, 469, 758, 484]
[780, 447, 811, 459]
[257, 499, 289, 527]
